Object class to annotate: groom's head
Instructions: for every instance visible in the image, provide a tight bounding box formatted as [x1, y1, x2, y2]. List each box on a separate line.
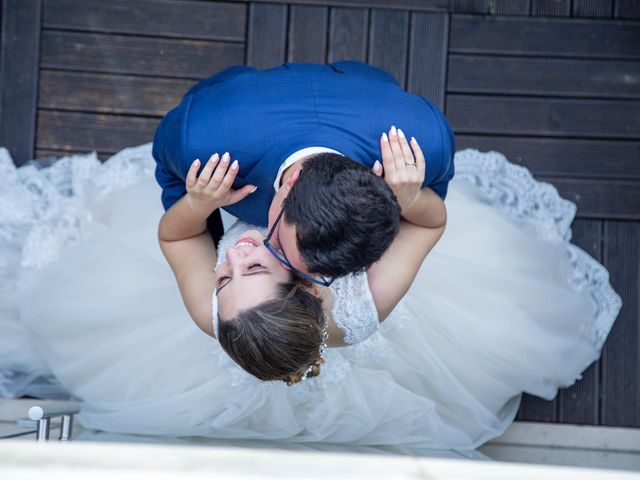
[266, 153, 400, 282]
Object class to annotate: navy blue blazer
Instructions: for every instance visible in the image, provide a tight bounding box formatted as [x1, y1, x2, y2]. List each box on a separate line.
[152, 62, 455, 227]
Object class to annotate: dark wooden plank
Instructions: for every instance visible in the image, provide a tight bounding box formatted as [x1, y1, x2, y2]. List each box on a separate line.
[39, 70, 195, 116]
[40, 31, 244, 79]
[368, 9, 410, 86]
[407, 12, 448, 109]
[615, 0, 640, 18]
[450, 15, 640, 59]
[558, 362, 601, 424]
[447, 54, 640, 99]
[537, 177, 640, 220]
[455, 136, 640, 180]
[532, 0, 571, 15]
[557, 219, 603, 425]
[42, 0, 246, 41]
[242, 0, 448, 12]
[517, 395, 557, 423]
[450, 0, 488, 13]
[494, 0, 531, 15]
[447, 95, 640, 139]
[0, 0, 41, 166]
[457, 138, 640, 217]
[571, 219, 604, 259]
[328, 7, 368, 62]
[288, 5, 329, 62]
[600, 220, 640, 427]
[36, 148, 114, 161]
[246, 3, 288, 69]
[573, 0, 613, 17]
[36, 111, 158, 153]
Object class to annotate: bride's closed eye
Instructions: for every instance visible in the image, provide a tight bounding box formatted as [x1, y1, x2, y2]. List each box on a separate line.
[217, 263, 267, 289]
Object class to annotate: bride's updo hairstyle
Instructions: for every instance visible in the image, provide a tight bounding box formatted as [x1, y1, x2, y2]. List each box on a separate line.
[217, 283, 326, 386]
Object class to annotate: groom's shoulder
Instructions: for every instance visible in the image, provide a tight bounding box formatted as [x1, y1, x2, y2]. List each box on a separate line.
[330, 61, 399, 85]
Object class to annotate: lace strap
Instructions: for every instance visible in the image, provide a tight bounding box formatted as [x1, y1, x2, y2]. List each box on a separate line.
[330, 273, 379, 345]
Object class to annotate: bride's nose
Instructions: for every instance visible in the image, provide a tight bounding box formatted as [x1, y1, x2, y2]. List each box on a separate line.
[225, 246, 247, 266]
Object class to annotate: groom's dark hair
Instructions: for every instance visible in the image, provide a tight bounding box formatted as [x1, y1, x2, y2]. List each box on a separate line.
[283, 153, 400, 278]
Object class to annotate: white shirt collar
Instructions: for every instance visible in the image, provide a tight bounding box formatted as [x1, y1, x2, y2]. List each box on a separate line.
[273, 147, 343, 191]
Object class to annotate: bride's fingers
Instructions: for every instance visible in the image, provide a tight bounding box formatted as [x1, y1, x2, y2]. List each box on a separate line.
[217, 159, 239, 193]
[186, 159, 201, 189]
[410, 137, 426, 176]
[380, 133, 396, 174]
[388, 126, 405, 171]
[198, 153, 219, 186]
[210, 152, 230, 186]
[397, 129, 415, 166]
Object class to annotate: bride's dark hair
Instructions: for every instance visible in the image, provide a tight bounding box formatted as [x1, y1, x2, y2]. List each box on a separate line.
[217, 283, 325, 386]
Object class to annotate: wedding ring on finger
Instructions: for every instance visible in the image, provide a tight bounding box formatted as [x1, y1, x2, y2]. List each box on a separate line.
[405, 161, 417, 167]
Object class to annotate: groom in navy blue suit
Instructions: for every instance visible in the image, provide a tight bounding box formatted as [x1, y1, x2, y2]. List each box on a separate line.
[153, 61, 455, 281]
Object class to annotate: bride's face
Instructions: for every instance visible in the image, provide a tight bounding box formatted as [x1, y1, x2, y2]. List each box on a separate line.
[215, 229, 293, 319]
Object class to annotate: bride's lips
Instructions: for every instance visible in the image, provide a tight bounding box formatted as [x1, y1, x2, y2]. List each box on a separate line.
[235, 237, 259, 247]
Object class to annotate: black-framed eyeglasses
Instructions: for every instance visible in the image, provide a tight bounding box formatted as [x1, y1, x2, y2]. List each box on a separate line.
[263, 207, 335, 287]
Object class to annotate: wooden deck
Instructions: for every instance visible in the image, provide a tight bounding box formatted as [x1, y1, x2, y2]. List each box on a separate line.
[0, 0, 638, 428]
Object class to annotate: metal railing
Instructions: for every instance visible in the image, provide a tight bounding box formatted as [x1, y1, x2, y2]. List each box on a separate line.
[1, 399, 81, 442]
[28, 401, 81, 442]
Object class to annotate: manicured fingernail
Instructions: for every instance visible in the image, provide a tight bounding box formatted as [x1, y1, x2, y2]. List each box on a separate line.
[373, 160, 381, 171]
[250, 185, 257, 193]
[381, 132, 388, 142]
[231, 160, 238, 170]
[390, 126, 397, 136]
[193, 159, 200, 165]
[411, 136, 418, 144]
[397, 128, 405, 139]
[222, 152, 230, 163]
[210, 153, 219, 162]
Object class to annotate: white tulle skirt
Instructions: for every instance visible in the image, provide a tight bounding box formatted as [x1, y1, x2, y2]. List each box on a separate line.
[0, 144, 620, 450]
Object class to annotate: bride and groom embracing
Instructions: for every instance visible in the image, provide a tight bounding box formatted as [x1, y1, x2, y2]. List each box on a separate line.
[154, 61, 453, 385]
[0, 61, 621, 449]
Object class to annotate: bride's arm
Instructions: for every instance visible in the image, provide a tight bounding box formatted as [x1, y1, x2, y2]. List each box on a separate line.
[374, 127, 447, 229]
[367, 129, 446, 321]
[367, 221, 444, 321]
[158, 153, 256, 336]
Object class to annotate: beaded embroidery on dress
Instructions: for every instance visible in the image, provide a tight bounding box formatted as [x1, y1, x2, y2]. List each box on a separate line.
[0, 144, 621, 449]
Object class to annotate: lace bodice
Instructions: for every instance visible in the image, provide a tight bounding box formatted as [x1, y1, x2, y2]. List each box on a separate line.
[214, 221, 380, 345]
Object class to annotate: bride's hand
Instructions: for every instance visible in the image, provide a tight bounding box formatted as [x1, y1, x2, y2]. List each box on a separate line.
[185, 152, 257, 214]
[374, 126, 426, 214]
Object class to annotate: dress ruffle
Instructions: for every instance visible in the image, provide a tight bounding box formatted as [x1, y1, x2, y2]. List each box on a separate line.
[454, 149, 621, 350]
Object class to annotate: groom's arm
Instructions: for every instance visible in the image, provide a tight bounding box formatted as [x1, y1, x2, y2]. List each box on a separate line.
[152, 96, 192, 211]
[155, 161, 187, 211]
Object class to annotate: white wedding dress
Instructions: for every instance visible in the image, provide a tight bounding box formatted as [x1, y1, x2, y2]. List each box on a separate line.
[0, 144, 621, 450]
